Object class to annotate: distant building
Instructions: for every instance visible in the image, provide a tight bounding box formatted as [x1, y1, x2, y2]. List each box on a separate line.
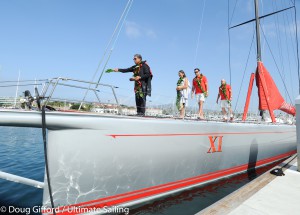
[92, 103, 163, 116]
[146, 108, 163, 116]
[0, 97, 20, 107]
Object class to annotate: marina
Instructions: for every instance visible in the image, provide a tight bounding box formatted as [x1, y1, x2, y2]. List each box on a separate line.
[0, 0, 299, 214]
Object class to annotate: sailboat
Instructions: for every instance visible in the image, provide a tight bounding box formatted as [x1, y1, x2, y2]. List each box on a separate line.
[0, 0, 297, 214]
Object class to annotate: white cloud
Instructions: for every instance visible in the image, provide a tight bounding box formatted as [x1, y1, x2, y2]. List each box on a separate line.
[246, 0, 253, 14]
[125, 21, 157, 39]
[125, 21, 141, 39]
[260, 23, 277, 38]
[146, 29, 157, 39]
[261, 22, 296, 39]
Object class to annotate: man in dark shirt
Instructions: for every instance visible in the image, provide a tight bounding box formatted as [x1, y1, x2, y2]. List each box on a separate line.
[114, 54, 152, 116]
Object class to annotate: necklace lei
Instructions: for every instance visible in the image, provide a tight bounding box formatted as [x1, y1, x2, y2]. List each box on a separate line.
[196, 74, 207, 97]
[133, 64, 144, 98]
[176, 77, 184, 110]
[220, 83, 231, 105]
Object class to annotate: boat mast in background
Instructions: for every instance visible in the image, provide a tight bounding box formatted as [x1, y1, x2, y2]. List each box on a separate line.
[14, 70, 20, 108]
[253, 0, 276, 122]
[254, 0, 262, 63]
[242, 0, 296, 123]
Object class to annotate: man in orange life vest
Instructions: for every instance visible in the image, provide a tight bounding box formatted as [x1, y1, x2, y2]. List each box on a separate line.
[191, 68, 208, 119]
[114, 54, 152, 116]
[216, 79, 233, 121]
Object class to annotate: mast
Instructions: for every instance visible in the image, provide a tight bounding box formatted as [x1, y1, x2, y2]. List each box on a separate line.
[14, 70, 21, 108]
[254, 0, 262, 62]
[242, 0, 295, 122]
[254, 0, 276, 122]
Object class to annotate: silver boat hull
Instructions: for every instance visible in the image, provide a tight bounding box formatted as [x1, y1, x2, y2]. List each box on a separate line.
[0, 110, 296, 214]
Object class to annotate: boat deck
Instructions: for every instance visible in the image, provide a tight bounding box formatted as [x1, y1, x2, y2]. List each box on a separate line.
[40, 109, 297, 126]
[0, 108, 295, 127]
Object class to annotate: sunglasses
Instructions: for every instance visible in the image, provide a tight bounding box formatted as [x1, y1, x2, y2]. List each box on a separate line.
[133, 58, 137, 60]
[194, 71, 199, 73]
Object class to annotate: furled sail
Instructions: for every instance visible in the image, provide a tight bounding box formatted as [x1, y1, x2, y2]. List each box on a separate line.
[255, 62, 296, 116]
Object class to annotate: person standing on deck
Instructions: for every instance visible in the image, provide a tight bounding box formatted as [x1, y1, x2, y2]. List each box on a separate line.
[216, 79, 233, 122]
[191, 68, 208, 119]
[114, 54, 152, 116]
[176, 70, 190, 119]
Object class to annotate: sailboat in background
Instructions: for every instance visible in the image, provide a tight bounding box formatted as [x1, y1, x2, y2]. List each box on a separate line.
[0, 0, 297, 214]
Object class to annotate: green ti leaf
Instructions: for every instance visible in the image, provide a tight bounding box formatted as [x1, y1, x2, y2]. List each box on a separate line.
[105, 69, 114, 73]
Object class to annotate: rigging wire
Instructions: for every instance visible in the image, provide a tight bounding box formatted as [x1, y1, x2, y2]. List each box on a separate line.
[287, 7, 298, 68]
[229, 0, 239, 26]
[272, 1, 287, 99]
[79, 0, 134, 109]
[260, 26, 293, 105]
[290, 0, 295, 6]
[260, 0, 266, 57]
[96, 0, 134, 85]
[227, 0, 239, 86]
[233, 26, 255, 113]
[92, 0, 133, 84]
[282, 2, 295, 100]
[285, 2, 299, 97]
[0, 79, 47, 83]
[228, 0, 298, 112]
[0, 84, 43, 88]
[194, 0, 206, 66]
[41, 106, 56, 215]
[293, 3, 300, 94]
[228, 0, 232, 85]
[227, 0, 231, 85]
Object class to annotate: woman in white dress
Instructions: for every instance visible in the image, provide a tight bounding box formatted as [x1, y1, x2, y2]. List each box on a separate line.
[176, 70, 190, 119]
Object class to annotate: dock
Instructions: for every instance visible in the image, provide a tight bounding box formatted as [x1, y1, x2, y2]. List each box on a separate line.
[197, 155, 299, 215]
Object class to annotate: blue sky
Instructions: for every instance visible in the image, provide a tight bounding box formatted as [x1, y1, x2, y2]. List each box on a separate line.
[0, 0, 299, 113]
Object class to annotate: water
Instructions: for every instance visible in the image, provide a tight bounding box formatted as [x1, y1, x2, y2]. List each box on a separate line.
[0, 127, 44, 209]
[0, 127, 281, 215]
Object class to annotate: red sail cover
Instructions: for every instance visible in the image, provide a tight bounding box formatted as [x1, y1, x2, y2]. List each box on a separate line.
[255, 62, 296, 116]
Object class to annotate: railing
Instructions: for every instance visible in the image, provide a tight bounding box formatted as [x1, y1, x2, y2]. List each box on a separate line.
[40, 77, 120, 110]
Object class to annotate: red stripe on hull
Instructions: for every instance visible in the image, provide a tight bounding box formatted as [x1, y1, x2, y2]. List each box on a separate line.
[47, 150, 296, 215]
[108, 130, 295, 138]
